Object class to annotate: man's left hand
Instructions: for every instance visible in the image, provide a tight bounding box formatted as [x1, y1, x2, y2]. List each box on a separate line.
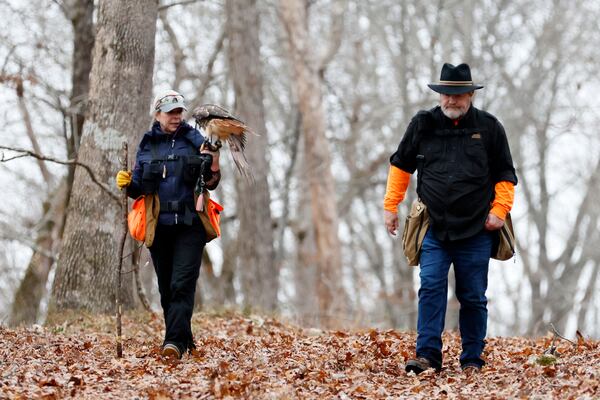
[485, 213, 504, 231]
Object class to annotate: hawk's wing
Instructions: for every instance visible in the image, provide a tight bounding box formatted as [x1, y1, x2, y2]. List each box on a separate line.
[193, 104, 255, 182]
[208, 119, 253, 181]
[193, 104, 239, 124]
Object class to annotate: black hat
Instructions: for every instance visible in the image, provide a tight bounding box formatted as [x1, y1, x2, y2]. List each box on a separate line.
[428, 63, 484, 95]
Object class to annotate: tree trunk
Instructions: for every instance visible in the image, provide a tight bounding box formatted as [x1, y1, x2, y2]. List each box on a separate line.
[292, 183, 319, 326]
[48, 0, 158, 317]
[280, 0, 347, 326]
[225, 0, 278, 312]
[9, 181, 69, 325]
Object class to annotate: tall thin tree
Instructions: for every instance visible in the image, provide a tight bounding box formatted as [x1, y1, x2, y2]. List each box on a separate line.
[280, 0, 348, 326]
[225, 0, 278, 312]
[9, 0, 95, 326]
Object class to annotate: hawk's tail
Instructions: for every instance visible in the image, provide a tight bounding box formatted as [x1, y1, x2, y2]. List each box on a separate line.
[228, 137, 255, 184]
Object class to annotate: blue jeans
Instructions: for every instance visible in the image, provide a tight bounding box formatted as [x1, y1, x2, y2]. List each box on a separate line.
[416, 229, 492, 369]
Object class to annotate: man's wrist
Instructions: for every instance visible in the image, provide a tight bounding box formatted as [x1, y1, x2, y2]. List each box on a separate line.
[489, 205, 507, 220]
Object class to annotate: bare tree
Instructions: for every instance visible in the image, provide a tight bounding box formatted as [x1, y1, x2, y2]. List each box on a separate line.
[9, 0, 95, 326]
[279, 0, 348, 326]
[48, 0, 159, 317]
[225, 0, 278, 312]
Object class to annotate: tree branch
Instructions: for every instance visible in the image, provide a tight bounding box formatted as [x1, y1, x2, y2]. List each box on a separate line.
[192, 28, 226, 106]
[0, 145, 119, 203]
[158, 0, 204, 12]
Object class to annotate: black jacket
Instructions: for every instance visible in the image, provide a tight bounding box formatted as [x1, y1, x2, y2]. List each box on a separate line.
[390, 105, 517, 241]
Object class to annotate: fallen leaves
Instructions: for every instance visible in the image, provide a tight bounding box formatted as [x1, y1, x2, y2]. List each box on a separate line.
[0, 316, 598, 399]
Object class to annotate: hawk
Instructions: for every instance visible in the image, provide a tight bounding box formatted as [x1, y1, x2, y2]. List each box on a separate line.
[192, 104, 254, 182]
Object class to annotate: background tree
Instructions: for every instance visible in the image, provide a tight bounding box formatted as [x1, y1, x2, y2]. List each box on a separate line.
[225, 0, 278, 312]
[279, 0, 348, 326]
[8, 0, 95, 326]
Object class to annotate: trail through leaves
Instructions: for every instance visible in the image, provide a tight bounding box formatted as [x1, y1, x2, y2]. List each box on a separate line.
[1, 313, 598, 399]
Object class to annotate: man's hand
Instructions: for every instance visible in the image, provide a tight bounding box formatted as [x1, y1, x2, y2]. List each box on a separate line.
[200, 143, 220, 171]
[384, 210, 399, 236]
[116, 170, 132, 189]
[485, 213, 504, 231]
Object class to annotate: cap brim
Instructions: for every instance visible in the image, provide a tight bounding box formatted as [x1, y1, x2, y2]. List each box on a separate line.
[427, 84, 484, 95]
[159, 103, 187, 112]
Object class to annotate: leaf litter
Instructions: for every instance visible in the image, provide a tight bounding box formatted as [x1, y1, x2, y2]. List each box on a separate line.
[0, 312, 598, 399]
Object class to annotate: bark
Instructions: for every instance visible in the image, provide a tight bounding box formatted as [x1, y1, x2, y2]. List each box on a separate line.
[48, 0, 158, 316]
[280, 0, 347, 327]
[292, 180, 319, 326]
[226, 0, 278, 312]
[65, 0, 95, 158]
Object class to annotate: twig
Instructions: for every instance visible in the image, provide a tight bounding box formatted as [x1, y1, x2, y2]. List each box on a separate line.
[549, 323, 576, 346]
[0, 144, 119, 203]
[115, 141, 128, 358]
[158, 0, 204, 12]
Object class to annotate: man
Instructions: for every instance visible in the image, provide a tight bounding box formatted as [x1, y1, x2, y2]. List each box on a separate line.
[383, 63, 517, 374]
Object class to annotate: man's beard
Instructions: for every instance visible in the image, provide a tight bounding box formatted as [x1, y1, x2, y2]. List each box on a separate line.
[441, 105, 468, 120]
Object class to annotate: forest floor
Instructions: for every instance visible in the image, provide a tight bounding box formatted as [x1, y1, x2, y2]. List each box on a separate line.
[0, 311, 598, 399]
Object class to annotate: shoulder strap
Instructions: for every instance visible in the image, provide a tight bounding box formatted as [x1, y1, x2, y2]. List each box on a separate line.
[150, 138, 159, 160]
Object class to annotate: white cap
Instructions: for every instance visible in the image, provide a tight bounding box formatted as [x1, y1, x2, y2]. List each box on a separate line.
[151, 89, 187, 115]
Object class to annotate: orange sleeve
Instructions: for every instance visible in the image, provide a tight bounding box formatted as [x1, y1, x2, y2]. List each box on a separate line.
[490, 181, 515, 220]
[383, 165, 411, 212]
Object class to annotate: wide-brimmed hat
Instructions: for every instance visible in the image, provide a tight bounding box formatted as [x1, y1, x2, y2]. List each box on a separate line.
[427, 63, 484, 95]
[151, 89, 187, 114]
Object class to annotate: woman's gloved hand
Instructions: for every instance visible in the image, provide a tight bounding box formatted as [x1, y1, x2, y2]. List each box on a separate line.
[200, 143, 220, 172]
[116, 170, 132, 189]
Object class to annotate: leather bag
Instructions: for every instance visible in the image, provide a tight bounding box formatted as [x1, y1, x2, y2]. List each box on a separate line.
[402, 199, 430, 266]
[492, 213, 516, 261]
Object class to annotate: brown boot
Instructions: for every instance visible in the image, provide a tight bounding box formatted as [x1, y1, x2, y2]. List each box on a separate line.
[162, 343, 182, 360]
[405, 357, 435, 374]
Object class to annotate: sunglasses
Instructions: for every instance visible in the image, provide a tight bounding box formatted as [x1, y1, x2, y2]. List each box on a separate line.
[154, 94, 185, 110]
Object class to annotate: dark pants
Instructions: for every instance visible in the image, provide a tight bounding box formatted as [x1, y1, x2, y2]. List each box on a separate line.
[149, 223, 206, 353]
[416, 229, 492, 370]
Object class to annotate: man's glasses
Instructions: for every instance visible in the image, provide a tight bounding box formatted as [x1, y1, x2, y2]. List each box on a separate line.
[154, 94, 185, 110]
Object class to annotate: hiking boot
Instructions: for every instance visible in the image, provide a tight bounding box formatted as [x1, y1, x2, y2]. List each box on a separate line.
[162, 343, 182, 360]
[405, 357, 435, 374]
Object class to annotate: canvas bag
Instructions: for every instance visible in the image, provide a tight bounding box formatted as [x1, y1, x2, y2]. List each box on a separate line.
[195, 190, 223, 242]
[401, 198, 430, 266]
[127, 193, 160, 247]
[492, 212, 516, 261]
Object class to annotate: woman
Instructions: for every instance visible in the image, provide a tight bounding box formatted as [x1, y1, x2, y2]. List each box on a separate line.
[116, 89, 220, 359]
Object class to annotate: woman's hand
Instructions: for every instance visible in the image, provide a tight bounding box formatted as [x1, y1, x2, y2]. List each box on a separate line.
[116, 170, 132, 189]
